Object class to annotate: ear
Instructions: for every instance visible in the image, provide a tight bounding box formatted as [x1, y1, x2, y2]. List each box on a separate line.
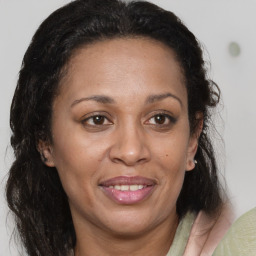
[37, 140, 55, 167]
[186, 113, 203, 171]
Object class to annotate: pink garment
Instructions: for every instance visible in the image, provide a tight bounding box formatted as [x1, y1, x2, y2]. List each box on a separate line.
[183, 205, 234, 256]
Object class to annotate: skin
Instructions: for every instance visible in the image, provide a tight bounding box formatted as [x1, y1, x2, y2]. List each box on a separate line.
[41, 38, 199, 256]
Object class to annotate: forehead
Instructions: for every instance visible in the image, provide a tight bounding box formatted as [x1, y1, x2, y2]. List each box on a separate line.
[68, 37, 184, 78]
[57, 37, 187, 107]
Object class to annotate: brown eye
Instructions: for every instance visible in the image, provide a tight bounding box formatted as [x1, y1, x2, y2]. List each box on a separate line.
[83, 115, 112, 126]
[92, 115, 105, 125]
[145, 112, 177, 129]
[154, 114, 167, 125]
[148, 114, 170, 125]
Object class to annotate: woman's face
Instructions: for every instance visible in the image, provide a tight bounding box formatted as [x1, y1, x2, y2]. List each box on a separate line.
[43, 38, 198, 238]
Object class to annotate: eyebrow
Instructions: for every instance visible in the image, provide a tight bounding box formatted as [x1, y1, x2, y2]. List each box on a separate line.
[71, 92, 182, 108]
[145, 93, 182, 106]
[71, 95, 115, 107]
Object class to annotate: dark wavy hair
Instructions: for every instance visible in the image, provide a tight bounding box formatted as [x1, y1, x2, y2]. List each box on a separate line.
[6, 0, 223, 255]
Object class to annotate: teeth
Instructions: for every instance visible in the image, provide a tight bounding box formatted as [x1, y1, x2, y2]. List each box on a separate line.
[121, 185, 129, 191]
[109, 185, 146, 191]
[130, 185, 139, 191]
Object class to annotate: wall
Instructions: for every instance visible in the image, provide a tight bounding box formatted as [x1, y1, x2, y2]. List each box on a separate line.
[1, 0, 255, 255]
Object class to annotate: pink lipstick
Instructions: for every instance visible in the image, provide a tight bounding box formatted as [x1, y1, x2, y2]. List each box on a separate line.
[99, 176, 156, 204]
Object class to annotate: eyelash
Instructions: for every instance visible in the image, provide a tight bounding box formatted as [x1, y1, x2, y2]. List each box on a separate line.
[82, 113, 113, 127]
[81, 111, 176, 130]
[145, 112, 177, 128]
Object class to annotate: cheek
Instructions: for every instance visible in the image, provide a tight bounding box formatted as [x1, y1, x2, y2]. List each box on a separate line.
[150, 132, 189, 201]
[150, 138, 188, 220]
[152, 134, 189, 172]
[50, 130, 107, 202]
[52, 123, 107, 170]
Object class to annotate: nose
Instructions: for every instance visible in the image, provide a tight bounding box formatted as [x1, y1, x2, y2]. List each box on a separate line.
[109, 125, 151, 166]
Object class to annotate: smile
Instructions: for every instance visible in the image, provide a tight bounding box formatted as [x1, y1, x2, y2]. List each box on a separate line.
[108, 184, 146, 191]
[99, 176, 156, 204]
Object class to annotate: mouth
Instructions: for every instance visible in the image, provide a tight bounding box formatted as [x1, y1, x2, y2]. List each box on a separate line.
[108, 184, 146, 191]
[99, 176, 156, 205]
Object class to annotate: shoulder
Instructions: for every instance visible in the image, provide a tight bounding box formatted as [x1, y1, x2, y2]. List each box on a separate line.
[213, 207, 256, 256]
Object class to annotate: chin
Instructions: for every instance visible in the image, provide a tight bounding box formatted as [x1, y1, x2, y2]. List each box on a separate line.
[100, 210, 161, 237]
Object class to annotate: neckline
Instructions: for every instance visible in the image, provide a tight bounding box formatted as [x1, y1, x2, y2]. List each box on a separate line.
[166, 211, 196, 256]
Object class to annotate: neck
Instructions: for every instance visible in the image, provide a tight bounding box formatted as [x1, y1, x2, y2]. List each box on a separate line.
[73, 214, 179, 256]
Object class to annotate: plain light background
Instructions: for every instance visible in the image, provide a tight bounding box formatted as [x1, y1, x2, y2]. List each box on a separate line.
[1, 0, 255, 255]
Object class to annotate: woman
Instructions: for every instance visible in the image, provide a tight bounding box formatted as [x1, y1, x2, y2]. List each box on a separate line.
[6, 0, 232, 255]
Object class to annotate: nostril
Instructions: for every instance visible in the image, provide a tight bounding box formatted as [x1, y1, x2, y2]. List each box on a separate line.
[108, 131, 151, 166]
[111, 154, 150, 166]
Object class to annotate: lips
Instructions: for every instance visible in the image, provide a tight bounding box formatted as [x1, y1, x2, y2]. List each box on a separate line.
[99, 176, 156, 205]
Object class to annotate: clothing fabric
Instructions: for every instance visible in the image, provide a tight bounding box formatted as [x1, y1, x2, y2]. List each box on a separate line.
[166, 206, 233, 256]
[166, 211, 196, 256]
[213, 207, 256, 256]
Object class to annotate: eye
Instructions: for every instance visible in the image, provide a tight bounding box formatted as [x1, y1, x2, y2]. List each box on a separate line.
[82, 114, 112, 126]
[145, 112, 177, 128]
[149, 114, 169, 125]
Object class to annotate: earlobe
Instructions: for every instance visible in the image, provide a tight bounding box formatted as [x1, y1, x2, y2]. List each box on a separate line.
[186, 114, 203, 171]
[37, 140, 55, 167]
[186, 140, 198, 171]
[186, 159, 196, 171]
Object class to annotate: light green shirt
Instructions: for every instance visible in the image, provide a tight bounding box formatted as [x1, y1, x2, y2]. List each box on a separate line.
[213, 207, 256, 256]
[166, 211, 196, 256]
